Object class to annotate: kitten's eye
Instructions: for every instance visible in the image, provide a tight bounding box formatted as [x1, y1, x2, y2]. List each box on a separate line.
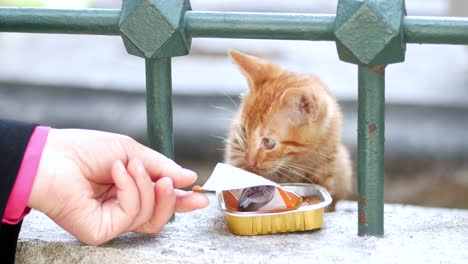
[262, 138, 276, 150]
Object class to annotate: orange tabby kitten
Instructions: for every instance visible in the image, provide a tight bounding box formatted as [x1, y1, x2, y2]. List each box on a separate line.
[224, 50, 352, 211]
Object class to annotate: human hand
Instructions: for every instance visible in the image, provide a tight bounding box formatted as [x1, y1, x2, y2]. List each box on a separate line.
[27, 128, 209, 246]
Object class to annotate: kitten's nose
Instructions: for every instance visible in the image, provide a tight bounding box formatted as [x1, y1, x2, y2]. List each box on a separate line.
[245, 157, 259, 172]
[250, 163, 259, 172]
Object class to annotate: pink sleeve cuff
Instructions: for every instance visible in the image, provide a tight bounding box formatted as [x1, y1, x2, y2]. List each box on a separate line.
[2, 126, 50, 225]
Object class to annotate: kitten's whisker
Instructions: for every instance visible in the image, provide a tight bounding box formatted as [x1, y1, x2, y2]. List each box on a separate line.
[283, 163, 310, 173]
[235, 133, 246, 150]
[277, 164, 317, 184]
[277, 167, 315, 184]
[213, 136, 236, 145]
[225, 149, 244, 155]
[223, 93, 240, 108]
[229, 143, 245, 153]
[293, 155, 332, 168]
[291, 149, 332, 162]
[236, 130, 246, 142]
[288, 162, 330, 175]
[215, 136, 245, 154]
[208, 118, 235, 122]
[265, 171, 282, 182]
[294, 152, 329, 162]
[294, 170, 323, 184]
[285, 162, 319, 173]
[230, 147, 244, 153]
[286, 163, 330, 179]
[211, 105, 236, 113]
[281, 166, 315, 184]
[288, 151, 329, 163]
[282, 165, 302, 177]
[213, 135, 228, 141]
[275, 168, 298, 182]
[226, 148, 244, 152]
[275, 165, 308, 184]
[216, 147, 243, 154]
[306, 150, 334, 160]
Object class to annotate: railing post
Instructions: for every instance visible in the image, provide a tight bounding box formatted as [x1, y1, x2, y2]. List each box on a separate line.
[145, 58, 174, 158]
[357, 65, 385, 236]
[335, 0, 406, 236]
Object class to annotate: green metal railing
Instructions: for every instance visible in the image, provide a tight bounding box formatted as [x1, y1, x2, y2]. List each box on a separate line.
[1, 0, 467, 237]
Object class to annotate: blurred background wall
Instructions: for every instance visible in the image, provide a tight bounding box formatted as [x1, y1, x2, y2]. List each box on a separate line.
[1, 0, 467, 208]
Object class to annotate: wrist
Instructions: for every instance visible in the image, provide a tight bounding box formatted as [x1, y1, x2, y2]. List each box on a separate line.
[27, 128, 61, 216]
[26, 154, 52, 214]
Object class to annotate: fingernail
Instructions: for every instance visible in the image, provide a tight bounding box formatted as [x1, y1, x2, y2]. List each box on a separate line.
[180, 168, 197, 179]
[196, 194, 210, 209]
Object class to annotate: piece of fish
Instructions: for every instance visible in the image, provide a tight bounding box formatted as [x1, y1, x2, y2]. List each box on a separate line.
[238, 185, 276, 212]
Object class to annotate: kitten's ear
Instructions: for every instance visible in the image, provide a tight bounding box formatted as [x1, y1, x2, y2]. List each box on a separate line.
[280, 88, 320, 125]
[228, 49, 282, 91]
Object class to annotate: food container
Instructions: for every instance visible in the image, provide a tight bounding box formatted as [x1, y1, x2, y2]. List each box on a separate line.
[217, 183, 332, 236]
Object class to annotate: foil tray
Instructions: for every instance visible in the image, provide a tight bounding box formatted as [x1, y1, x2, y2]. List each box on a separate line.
[217, 183, 332, 236]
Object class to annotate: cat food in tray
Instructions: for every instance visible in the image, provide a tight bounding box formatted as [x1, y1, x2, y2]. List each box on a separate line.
[197, 163, 332, 236]
[217, 183, 331, 236]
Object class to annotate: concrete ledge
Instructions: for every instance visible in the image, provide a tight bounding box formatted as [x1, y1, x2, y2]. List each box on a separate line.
[17, 195, 468, 263]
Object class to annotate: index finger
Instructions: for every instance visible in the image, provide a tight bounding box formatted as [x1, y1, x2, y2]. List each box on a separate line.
[127, 143, 197, 188]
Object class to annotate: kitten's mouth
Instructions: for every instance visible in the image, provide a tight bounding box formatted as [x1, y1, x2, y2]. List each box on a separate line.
[244, 167, 260, 174]
[241, 162, 276, 176]
[245, 166, 266, 175]
[251, 168, 276, 177]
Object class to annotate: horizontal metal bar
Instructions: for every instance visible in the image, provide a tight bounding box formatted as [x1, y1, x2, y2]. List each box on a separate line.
[0, 8, 120, 35]
[405, 16, 468, 45]
[0, 8, 467, 45]
[185, 11, 336, 41]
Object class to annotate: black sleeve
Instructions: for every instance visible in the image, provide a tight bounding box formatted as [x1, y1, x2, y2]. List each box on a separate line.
[0, 119, 38, 264]
[0, 119, 38, 217]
